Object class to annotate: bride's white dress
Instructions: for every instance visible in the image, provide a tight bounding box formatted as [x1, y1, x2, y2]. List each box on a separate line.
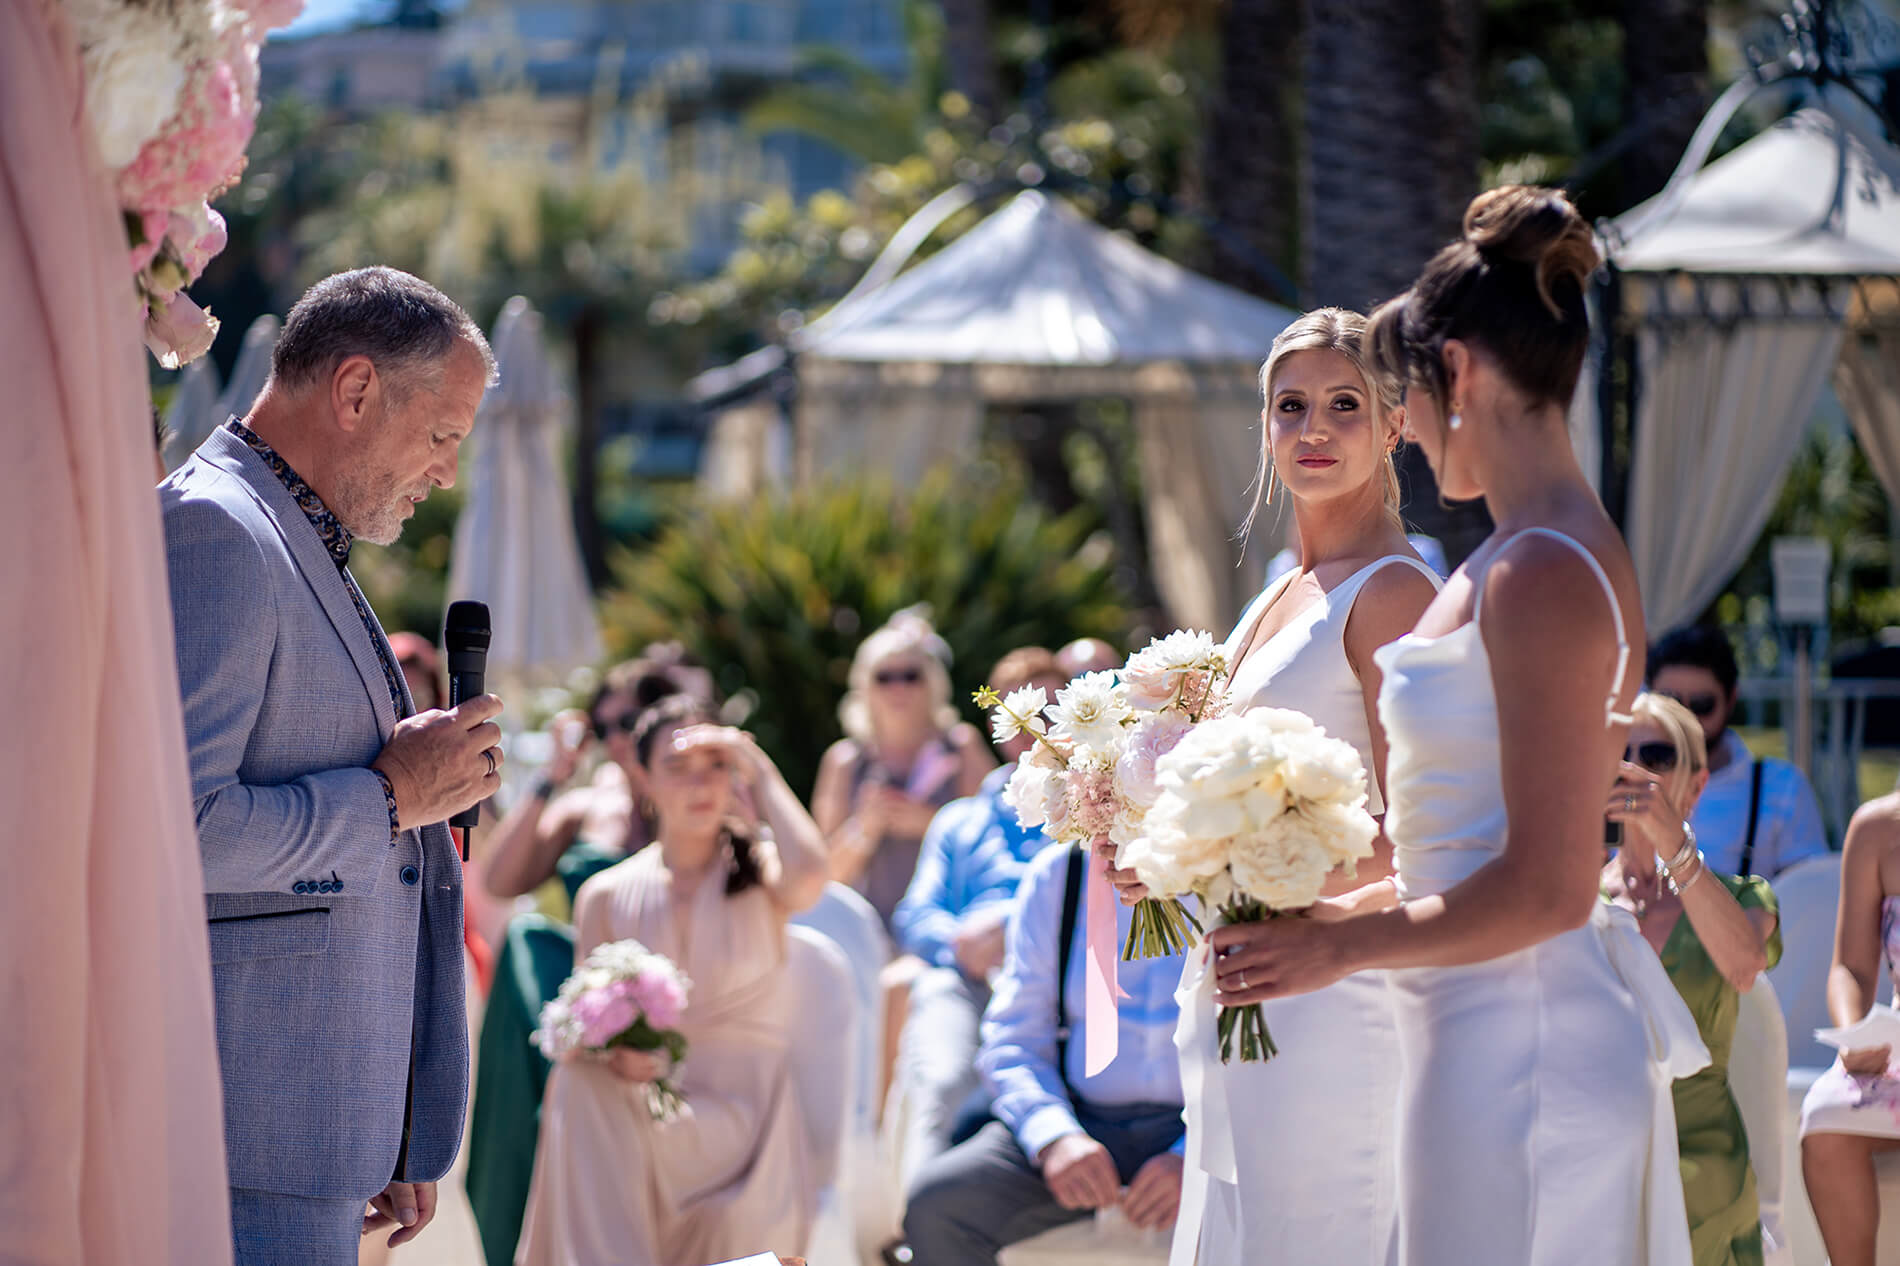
[1374, 528, 1707, 1266]
[1173, 555, 1437, 1266]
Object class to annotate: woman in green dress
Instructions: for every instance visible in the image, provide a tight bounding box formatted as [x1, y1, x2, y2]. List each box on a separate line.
[1602, 691, 1783, 1266]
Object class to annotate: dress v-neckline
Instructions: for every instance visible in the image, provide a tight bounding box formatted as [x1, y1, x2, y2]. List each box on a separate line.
[1230, 557, 1395, 682]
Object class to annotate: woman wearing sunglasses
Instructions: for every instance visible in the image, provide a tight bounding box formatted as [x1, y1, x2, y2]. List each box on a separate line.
[1603, 692, 1782, 1266]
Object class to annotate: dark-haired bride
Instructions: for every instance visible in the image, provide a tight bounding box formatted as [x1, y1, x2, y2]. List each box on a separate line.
[1223, 186, 1706, 1265]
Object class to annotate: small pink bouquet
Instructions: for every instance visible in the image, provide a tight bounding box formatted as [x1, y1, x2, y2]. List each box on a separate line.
[977, 630, 1229, 959]
[533, 938, 691, 1120]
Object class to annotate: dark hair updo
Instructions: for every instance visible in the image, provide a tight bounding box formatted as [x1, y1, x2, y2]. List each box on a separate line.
[1367, 185, 1599, 412]
[631, 694, 765, 895]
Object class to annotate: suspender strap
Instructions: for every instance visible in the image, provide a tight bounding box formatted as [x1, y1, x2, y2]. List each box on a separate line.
[1740, 759, 1766, 877]
[1055, 847, 1085, 1085]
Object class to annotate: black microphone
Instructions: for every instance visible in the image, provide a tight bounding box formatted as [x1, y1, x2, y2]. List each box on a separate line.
[444, 600, 492, 835]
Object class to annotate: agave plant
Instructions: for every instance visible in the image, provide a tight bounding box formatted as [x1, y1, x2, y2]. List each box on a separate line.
[601, 473, 1133, 797]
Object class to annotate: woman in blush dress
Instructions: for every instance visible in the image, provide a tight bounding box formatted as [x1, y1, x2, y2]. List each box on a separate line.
[515, 694, 831, 1266]
[1223, 186, 1708, 1266]
[1110, 307, 1439, 1265]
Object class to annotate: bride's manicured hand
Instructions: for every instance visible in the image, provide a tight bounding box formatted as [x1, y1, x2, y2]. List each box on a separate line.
[1106, 864, 1149, 905]
[1210, 916, 1353, 1004]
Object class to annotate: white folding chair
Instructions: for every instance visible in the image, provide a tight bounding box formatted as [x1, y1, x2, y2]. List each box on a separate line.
[1733, 973, 1794, 1263]
[1765, 855, 1845, 1072]
[785, 924, 860, 1266]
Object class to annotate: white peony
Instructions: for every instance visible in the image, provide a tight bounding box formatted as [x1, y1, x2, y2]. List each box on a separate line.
[1228, 814, 1336, 910]
[1301, 799, 1379, 868]
[990, 684, 1049, 745]
[1046, 671, 1133, 753]
[1280, 728, 1369, 805]
[1155, 716, 1284, 802]
[67, 0, 195, 170]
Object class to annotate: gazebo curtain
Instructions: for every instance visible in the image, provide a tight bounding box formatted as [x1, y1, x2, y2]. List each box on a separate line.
[1626, 282, 1844, 632]
[1836, 326, 1900, 506]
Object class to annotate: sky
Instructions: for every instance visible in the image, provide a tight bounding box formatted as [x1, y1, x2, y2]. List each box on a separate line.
[277, 0, 387, 37]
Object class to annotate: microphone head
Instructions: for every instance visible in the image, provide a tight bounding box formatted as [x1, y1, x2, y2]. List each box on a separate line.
[443, 600, 492, 654]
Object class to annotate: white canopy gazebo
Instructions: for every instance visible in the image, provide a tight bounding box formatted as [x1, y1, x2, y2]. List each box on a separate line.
[700, 190, 1299, 632]
[1574, 89, 1900, 633]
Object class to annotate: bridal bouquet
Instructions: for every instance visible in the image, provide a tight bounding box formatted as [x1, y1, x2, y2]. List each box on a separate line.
[61, 0, 304, 365]
[1118, 709, 1378, 1062]
[977, 630, 1229, 960]
[533, 938, 692, 1120]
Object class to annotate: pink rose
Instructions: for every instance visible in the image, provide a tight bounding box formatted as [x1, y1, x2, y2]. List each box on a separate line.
[168, 203, 229, 282]
[144, 291, 220, 369]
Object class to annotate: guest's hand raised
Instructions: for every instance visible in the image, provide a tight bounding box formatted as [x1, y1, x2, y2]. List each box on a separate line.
[372, 695, 504, 829]
[673, 723, 768, 786]
[1842, 1044, 1893, 1076]
[1606, 762, 1683, 859]
[1039, 1132, 1120, 1210]
[1210, 916, 1353, 1005]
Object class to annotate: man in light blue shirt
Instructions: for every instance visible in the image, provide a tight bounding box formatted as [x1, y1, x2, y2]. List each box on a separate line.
[890, 648, 1068, 1181]
[1651, 626, 1831, 878]
[903, 841, 1186, 1262]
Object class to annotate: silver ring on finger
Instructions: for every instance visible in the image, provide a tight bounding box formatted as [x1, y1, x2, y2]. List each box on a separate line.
[1237, 969, 1247, 990]
[1625, 794, 1635, 813]
[483, 748, 497, 777]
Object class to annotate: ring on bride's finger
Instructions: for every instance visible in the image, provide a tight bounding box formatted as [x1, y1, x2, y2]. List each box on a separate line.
[483, 749, 497, 776]
[1624, 794, 1635, 813]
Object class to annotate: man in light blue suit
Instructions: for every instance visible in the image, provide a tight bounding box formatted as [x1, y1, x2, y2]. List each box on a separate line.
[161, 267, 501, 1263]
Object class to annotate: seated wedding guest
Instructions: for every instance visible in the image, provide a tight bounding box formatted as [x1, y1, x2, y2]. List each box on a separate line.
[483, 644, 716, 906]
[516, 695, 831, 1266]
[1798, 787, 1900, 1266]
[889, 646, 1070, 1183]
[813, 607, 994, 929]
[1650, 625, 1829, 879]
[903, 841, 1186, 1263]
[1602, 692, 1781, 1266]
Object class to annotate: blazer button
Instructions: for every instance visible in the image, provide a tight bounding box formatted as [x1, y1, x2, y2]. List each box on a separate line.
[400, 866, 420, 886]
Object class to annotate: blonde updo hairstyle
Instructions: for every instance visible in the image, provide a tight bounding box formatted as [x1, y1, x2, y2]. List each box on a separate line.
[838, 607, 959, 746]
[1630, 691, 1710, 814]
[1246, 306, 1404, 538]
[1365, 185, 1600, 424]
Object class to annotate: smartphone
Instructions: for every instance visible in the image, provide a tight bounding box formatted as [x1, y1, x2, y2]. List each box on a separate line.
[1604, 818, 1623, 848]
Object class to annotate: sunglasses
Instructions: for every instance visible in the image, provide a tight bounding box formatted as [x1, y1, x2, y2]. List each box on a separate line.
[874, 668, 925, 687]
[1624, 741, 1680, 773]
[593, 711, 640, 741]
[1658, 690, 1721, 719]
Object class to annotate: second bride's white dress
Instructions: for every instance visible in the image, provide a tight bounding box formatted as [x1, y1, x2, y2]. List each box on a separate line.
[1173, 555, 1437, 1266]
[1374, 528, 1708, 1266]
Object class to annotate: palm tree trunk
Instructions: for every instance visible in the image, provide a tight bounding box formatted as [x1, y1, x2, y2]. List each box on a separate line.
[1303, 0, 1487, 561]
[1621, 0, 1708, 207]
[1201, 0, 1305, 301]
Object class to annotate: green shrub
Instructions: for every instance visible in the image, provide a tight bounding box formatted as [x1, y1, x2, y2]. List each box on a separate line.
[601, 473, 1133, 797]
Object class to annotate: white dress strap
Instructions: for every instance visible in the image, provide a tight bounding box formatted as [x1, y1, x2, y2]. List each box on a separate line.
[1474, 527, 1635, 727]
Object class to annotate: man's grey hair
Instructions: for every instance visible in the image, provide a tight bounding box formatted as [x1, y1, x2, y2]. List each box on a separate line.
[269, 267, 499, 404]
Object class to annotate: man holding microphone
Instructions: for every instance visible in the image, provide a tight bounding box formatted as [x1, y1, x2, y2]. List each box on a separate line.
[161, 267, 499, 1262]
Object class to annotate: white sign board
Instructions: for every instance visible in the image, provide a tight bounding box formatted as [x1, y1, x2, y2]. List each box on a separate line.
[1771, 536, 1832, 625]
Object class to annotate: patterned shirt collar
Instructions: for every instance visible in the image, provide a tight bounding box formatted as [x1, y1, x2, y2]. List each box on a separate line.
[225, 417, 353, 569]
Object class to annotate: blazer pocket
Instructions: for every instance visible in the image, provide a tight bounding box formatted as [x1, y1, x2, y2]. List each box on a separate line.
[207, 906, 331, 965]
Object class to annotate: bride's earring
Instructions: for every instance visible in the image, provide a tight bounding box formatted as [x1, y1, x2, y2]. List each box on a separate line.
[1448, 404, 1464, 432]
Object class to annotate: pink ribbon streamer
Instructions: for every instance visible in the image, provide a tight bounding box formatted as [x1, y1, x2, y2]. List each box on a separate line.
[1083, 844, 1124, 1076]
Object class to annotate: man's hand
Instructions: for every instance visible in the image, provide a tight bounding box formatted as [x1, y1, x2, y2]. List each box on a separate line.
[953, 909, 1008, 981]
[1037, 1132, 1120, 1210]
[362, 1180, 437, 1248]
[1121, 1153, 1184, 1230]
[372, 695, 504, 829]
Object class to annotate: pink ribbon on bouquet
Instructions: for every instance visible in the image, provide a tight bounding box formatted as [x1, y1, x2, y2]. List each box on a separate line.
[1084, 842, 1128, 1076]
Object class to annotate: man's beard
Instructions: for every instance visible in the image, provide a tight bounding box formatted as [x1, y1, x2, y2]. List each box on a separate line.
[332, 466, 423, 546]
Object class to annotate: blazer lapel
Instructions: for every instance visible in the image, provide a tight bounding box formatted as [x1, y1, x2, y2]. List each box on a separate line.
[199, 428, 401, 740]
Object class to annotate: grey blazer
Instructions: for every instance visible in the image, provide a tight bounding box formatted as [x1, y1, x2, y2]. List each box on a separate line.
[159, 426, 467, 1200]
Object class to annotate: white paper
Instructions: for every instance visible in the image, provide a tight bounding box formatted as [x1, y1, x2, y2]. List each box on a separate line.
[702, 1256, 783, 1266]
[1815, 1003, 1900, 1052]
